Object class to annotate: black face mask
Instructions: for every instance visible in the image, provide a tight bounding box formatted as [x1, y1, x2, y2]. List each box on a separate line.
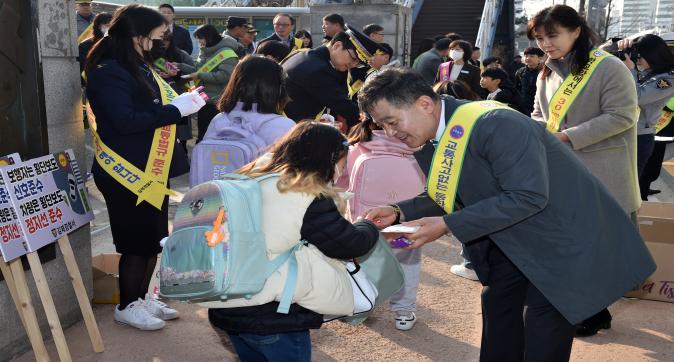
[147, 39, 167, 61]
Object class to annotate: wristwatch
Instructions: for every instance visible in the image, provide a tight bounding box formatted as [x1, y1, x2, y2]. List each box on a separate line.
[391, 204, 402, 225]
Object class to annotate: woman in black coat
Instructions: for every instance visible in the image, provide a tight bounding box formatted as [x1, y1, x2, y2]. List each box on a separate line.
[85, 4, 205, 331]
[436, 40, 482, 97]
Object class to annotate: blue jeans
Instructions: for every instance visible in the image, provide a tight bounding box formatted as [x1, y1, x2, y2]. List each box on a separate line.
[227, 331, 311, 362]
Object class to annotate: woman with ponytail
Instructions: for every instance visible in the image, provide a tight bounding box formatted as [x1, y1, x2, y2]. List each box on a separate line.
[85, 4, 206, 331]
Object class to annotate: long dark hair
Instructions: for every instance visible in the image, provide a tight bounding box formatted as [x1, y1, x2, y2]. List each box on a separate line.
[85, 5, 165, 99]
[216, 55, 289, 114]
[239, 122, 349, 197]
[633, 34, 674, 75]
[194, 24, 222, 48]
[348, 114, 381, 145]
[294, 29, 313, 48]
[527, 5, 599, 78]
[92, 12, 113, 43]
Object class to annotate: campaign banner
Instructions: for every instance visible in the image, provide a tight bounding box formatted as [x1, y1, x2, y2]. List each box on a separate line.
[0, 150, 94, 254]
[0, 153, 27, 262]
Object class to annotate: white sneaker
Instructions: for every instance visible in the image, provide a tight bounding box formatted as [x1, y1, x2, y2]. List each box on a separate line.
[114, 299, 166, 330]
[394, 312, 417, 331]
[450, 264, 479, 281]
[143, 294, 179, 321]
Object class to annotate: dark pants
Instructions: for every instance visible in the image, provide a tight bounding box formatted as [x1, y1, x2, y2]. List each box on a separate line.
[480, 245, 574, 362]
[640, 141, 668, 200]
[637, 134, 656, 177]
[227, 331, 311, 362]
[196, 103, 219, 143]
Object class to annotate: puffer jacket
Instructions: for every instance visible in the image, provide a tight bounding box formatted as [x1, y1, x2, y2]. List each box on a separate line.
[205, 176, 379, 335]
[178, 35, 239, 103]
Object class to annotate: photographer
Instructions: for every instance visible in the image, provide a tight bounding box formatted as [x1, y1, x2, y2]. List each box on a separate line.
[618, 34, 674, 199]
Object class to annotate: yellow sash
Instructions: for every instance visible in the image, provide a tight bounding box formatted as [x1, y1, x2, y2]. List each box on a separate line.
[546, 49, 611, 133]
[427, 101, 510, 213]
[294, 37, 303, 50]
[656, 110, 673, 134]
[194, 48, 238, 86]
[78, 22, 94, 44]
[87, 70, 178, 210]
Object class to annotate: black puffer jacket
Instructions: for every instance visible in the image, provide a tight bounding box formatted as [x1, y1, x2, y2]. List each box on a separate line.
[209, 195, 379, 335]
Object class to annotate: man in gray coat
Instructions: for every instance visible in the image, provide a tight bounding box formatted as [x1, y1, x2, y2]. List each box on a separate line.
[412, 38, 450, 85]
[360, 68, 655, 362]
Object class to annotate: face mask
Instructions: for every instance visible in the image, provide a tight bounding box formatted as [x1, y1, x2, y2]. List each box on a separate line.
[146, 38, 167, 61]
[100, 26, 109, 35]
[636, 65, 646, 72]
[449, 50, 464, 61]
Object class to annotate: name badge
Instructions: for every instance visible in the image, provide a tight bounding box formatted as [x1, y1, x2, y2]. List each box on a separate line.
[460, 70, 469, 74]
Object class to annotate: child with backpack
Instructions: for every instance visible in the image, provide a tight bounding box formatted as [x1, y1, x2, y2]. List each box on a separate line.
[204, 122, 380, 361]
[189, 55, 295, 187]
[336, 117, 426, 331]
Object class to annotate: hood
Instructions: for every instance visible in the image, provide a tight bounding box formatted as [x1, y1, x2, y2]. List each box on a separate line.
[357, 130, 420, 155]
[205, 102, 291, 137]
[202, 35, 239, 57]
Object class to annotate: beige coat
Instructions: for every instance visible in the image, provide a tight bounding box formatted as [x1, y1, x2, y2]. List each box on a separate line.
[531, 54, 640, 213]
[200, 176, 354, 316]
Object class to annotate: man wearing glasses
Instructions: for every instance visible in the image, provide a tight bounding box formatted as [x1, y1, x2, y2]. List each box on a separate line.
[258, 13, 302, 51]
[282, 29, 381, 131]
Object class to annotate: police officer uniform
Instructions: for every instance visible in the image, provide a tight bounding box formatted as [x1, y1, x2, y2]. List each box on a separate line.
[634, 69, 674, 197]
[346, 26, 393, 100]
[281, 25, 384, 129]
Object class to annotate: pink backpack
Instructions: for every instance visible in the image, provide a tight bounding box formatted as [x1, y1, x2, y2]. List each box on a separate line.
[346, 141, 426, 221]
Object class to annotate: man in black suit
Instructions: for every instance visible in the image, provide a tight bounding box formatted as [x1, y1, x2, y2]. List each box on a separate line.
[257, 13, 300, 51]
[159, 3, 192, 55]
[359, 68, 655, 362]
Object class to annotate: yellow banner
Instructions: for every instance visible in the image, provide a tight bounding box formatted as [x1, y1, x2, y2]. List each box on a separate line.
[427, 101, 510, 214]
[194, 48, 238, 86]
[87, 70, 178, 210]
[656, 110, 673, 134]
[78, 22, 94, 44]
[546, 49, 611, 133]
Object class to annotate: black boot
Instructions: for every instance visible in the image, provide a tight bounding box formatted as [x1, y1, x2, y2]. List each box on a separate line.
[575, 308, 612, 337]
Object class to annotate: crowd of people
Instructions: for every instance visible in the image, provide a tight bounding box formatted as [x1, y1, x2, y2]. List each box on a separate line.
[74, 1, 673, 361]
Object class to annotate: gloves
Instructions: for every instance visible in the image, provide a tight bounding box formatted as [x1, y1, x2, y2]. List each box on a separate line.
[170, 90, 206, 117]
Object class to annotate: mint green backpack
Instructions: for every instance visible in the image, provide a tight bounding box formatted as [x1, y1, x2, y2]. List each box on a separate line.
[159, 174, 301, 313]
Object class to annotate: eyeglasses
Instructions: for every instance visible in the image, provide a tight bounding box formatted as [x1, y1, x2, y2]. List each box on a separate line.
[274, 23, 292, 28]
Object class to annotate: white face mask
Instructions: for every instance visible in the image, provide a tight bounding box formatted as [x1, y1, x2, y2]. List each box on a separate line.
[450, 50, 464, 61]
[100, 26, 109, 36]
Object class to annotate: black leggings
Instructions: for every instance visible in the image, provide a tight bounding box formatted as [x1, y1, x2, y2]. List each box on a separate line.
[119, 254, 158, 309]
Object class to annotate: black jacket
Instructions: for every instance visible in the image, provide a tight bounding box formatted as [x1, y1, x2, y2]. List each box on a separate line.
[172, 24, 193, 55]
[258, 32, 297, 50]
[487, 84, 523, 113]
[86, 58, 188, 180]
[282, 46, 359, 127]
[208, 196, 379, 335]
[515, 66, 540, 116]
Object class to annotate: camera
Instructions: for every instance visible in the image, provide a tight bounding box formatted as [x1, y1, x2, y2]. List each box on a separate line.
[617, 47, 638, 63]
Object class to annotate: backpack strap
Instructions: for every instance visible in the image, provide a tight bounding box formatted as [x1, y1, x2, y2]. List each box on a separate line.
[257, 240, 305, 314]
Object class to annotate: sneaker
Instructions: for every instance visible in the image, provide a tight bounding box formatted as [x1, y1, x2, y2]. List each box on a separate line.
[143, 294, 179, 321]
[450, 264, 479, 281]
[394, 311, 417, 331]
[114, 299, 165, 330]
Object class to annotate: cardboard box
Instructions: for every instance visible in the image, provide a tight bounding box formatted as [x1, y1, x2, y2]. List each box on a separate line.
[625, 202, 674, 303]
[92, 253, 120, 304]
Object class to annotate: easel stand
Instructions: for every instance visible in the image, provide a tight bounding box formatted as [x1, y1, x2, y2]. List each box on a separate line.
[0, 235, 104, 361]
